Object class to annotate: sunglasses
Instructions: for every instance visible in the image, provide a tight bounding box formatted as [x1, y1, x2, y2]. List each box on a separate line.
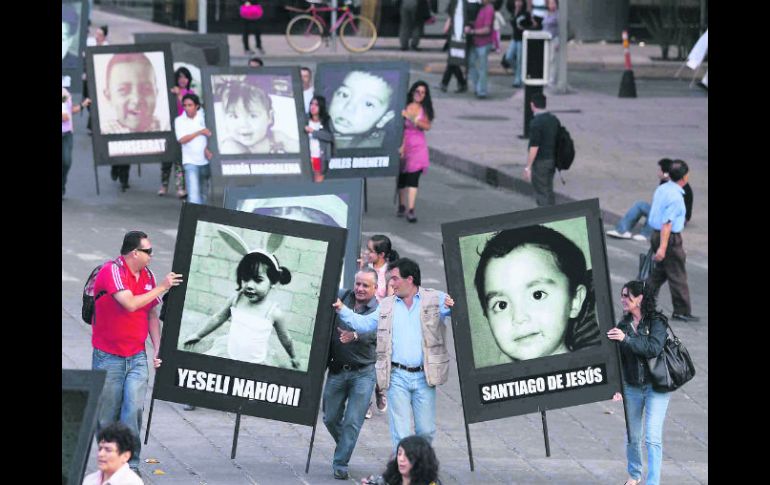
[136, 247, 153, 255]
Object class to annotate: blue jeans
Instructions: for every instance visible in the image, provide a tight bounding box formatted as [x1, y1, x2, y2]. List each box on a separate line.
[92, 348, 149, 469]
[616, 201, 653, 237]
[623, 382, 671, 485]
[468, 44, 492, 97]
[505, 39, 523, 86]
[184, 163, 211, 205]
[322, 364, 377, 473]
[386, 368, 436, 452]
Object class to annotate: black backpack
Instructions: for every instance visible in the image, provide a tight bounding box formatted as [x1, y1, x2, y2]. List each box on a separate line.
[554, 122, 575, 171]
[81, 261, 112, 324]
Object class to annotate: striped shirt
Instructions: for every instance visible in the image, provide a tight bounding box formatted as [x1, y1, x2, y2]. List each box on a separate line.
[92, 256, 161, 357]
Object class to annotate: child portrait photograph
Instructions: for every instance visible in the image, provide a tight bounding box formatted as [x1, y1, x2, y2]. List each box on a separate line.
[211, 74, 300, 155]
[441, 200, 623, 423]
[92, 50, 172, 134]
[176, 220, 326, 372]
[153, 204, 346, 424]
[202, 66, 310, 187]
[315, 62, 409, 179]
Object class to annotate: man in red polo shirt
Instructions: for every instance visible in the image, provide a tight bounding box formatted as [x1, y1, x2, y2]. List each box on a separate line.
[92, 230, 182, 475]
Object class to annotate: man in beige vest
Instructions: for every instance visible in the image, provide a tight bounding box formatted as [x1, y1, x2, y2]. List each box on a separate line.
[333, 258, 454, 451]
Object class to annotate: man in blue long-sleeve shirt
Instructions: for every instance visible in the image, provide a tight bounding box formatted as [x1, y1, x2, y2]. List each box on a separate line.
[333, 258, 454, 451]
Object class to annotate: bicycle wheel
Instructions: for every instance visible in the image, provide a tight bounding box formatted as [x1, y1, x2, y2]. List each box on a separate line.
[286, 15, 324, 53]
[340, 15, 377, 53]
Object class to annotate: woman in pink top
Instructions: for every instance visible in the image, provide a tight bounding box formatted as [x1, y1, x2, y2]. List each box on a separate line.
[398, 81, 434, 223]
[159, 67, 195, 198]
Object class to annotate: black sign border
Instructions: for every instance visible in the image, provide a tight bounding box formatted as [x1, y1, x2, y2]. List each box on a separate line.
[315, 61, 410, 179]
[85, 43, 181, 166]
[62, 369, 107, 485]
[132, 33, 231, 67]
[153, 203, 346, 426]
[202, 66, 312, 195]
[62, 0, 90, 94]
[441, 199, 623, 424]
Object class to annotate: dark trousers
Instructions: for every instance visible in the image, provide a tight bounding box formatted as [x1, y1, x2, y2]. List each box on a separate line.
[111, 165, 130, 186]
[531, 158, 555, 206]
[649, 230, 691, 314]
[441, 64, 467, 88]
[62, 132, 73, 195]
[399, 0, 421, 49]
[242, 19, 262, 51]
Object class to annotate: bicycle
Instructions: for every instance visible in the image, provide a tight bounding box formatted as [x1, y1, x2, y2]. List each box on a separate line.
[285, 2, 377, 54]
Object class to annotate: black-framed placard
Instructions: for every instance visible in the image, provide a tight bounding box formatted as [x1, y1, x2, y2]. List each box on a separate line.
[134, 33, 231, 107]
[62, 0, 90, 93]
[441, 199, 622, 424]
[86, 43, 181, 165]
[202, 66, 311, 193]
[62, 369, 106, 485]
[315, 61, 409, 179]
[224, 179, 363, 289]
[153, 204, 346, 426]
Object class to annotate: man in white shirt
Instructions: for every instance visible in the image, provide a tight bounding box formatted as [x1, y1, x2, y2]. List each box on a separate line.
[82, 422, 144, 485]
[174, 93, 212, 204]
[301, 66, 314, 115]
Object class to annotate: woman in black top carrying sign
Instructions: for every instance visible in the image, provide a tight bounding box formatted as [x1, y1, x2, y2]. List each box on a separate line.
[606, 280, 670, 485]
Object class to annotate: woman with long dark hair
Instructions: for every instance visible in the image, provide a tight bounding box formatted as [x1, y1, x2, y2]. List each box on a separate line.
[365, 435, 441, 485]
[606, 280, 671, 485]
[305, 95, 334, 183]
[398, 81, 435, 223]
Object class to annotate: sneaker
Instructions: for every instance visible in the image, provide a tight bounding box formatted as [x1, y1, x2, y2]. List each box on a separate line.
[333, 469, 350, 480]
[397, 204, 406, 217]
[606, 229, 632, 239]
[375, 388, 387, 412]
[631, 234, 648, 242]
[183, 404, 196, 411]
[406, 209, 417, 223]
[157, 186, 167, 196]
[671, 313, 700, 322]
[455, 84, 468, 93]
[438, 83, 448, 93]
[176, 190, 187, 199]
[365, 406, 373, 419]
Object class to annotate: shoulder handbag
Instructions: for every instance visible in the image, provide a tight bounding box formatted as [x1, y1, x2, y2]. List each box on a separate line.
[239, 3, 263, 20]
[647, 317, 696, 392]
[637, 247, 657, 281]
